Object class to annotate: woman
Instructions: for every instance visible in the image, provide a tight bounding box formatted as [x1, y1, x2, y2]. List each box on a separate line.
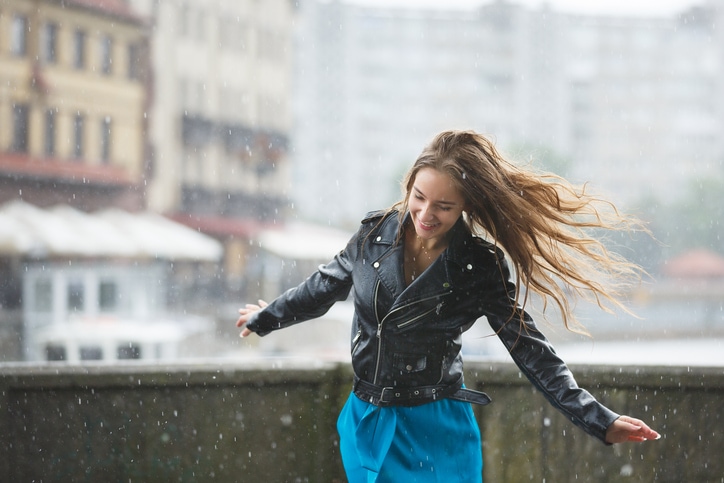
[236, 130, 660, 482]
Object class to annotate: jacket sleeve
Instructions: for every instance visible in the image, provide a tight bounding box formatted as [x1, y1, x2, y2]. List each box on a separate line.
[244, 227, 360, 337]
[481, 249, 619, 444]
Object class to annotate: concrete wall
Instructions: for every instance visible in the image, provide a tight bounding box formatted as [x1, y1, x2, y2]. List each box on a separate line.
[0, 361, 721, 482]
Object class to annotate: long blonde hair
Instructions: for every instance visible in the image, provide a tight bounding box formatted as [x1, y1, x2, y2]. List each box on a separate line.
[392, 130, 646, 332]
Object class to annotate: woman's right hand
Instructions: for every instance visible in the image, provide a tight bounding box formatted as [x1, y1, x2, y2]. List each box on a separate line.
[236, 300, 268, 338]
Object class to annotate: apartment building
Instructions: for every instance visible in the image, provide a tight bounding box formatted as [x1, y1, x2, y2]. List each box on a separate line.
[293, 0, 723, 227]
[0, 0, 148, 211]
[127, 0, 297, 297]
[564, 6, 723, 202]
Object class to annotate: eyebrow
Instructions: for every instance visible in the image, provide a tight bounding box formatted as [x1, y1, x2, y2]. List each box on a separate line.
[412, 186, 458, 206]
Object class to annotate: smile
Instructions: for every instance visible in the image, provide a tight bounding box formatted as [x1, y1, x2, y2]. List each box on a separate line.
[418, 220, 439, 231]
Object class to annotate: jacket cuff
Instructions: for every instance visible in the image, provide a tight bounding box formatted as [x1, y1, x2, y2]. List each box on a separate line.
[244, 311, 271, 337]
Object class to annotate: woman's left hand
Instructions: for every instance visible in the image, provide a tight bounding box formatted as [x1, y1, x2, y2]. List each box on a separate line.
[605, 415, 661, 444]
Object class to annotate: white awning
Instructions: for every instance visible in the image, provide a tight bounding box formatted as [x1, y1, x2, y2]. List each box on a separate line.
[258, 222, 353, 261]
[0, 200, 222, 261]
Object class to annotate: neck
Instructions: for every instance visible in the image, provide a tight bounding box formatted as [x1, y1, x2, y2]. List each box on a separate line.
[405, 219, 451, 253]
[406, 230, 450, 256]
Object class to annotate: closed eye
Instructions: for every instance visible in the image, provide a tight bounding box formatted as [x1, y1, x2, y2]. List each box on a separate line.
[412, 188, 457, 211]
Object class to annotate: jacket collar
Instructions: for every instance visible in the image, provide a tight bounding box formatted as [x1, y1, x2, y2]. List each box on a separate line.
[371, 210, 474, 267]
[369, 211, 474, 302]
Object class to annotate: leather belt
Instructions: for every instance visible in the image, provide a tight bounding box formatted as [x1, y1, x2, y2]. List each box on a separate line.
[353, 375, 492, 407]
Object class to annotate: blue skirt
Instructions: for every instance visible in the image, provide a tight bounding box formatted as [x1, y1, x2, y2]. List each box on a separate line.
[337, 392, 483, 483]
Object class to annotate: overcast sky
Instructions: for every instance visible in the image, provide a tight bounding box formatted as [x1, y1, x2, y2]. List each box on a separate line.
[349, 0, 701, 17]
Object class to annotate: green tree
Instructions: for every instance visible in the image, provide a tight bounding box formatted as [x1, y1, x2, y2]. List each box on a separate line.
[627, 173, 724, 274]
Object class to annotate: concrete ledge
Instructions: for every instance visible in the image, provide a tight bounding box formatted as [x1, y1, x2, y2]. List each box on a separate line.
[1, 361, 722, 482]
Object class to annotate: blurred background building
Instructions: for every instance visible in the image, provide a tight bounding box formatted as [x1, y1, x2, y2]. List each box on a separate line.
[0, 0, 147, 210]
[126, 0, 298, 300]
[0, 0, 722, 364]
[293, 0, 724, 227]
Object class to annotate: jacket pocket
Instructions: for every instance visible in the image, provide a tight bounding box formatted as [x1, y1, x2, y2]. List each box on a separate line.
[351, 329, 362, 355]
[392, 352, 427, 374]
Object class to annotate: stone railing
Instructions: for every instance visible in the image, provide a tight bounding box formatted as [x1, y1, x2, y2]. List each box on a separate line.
[0, 360, 721, 482]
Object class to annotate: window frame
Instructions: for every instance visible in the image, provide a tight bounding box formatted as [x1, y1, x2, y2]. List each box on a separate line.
[73, 113, 85, 159]
[42, 21, 59, 64]
[73, 29, 86, 69]
[11, 103, 30, 153]
[11, 14, 28, 57]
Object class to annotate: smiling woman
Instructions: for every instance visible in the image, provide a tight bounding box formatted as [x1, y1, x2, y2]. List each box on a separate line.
[404, 168, 467, 284]
[235, 130, 660, 482]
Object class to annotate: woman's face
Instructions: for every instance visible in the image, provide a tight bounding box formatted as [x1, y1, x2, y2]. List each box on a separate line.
[408, 167, 466, 244]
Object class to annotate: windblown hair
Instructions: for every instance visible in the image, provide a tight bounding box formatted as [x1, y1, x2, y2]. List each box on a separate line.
[392, 129, 646, 332]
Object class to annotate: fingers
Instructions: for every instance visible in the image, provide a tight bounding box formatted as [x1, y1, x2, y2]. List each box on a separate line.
[606, 416, 661, 444]
[235, 300, 269, 335]
[619, 416, 660, 440]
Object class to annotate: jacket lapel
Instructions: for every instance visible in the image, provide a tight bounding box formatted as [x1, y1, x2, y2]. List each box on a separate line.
[369, 214, 407, 300]
[370, 212, 461, 310]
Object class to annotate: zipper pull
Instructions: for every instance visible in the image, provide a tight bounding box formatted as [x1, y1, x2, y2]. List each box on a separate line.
[436, 302, 444, 315]
[377, 324, 382, 338]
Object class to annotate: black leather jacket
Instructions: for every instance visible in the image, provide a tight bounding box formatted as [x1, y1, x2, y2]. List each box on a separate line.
[246, 210, 619, 443]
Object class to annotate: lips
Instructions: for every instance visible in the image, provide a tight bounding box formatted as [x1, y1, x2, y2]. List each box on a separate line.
[417, 219, 439, 232]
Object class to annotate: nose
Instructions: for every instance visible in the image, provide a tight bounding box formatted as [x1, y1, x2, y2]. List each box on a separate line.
[419, 203, 433, 221]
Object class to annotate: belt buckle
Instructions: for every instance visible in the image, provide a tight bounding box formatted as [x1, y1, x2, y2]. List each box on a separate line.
[379, 386, 396, 402]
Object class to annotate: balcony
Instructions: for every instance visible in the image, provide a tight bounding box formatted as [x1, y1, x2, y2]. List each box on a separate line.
[0, 153, 143, 211]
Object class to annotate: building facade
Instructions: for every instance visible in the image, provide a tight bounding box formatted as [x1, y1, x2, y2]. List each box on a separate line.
[563, 6, 723, 203]
[292, 0, 724, 227]
[0, 0, 148, 211]
[127, 0, 297, 297]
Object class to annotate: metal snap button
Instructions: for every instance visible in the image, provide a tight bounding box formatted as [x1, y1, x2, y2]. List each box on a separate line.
[406, 365, 413, 371]
[376, 236, 382, 242]
[373, 262, 380, 268]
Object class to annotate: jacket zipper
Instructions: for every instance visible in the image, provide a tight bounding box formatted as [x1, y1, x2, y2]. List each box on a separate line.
[372, 283, 452, 385]
[351, 329, 362, 354]
[373, 280, 383, 384]
[396, 301, 445, 329]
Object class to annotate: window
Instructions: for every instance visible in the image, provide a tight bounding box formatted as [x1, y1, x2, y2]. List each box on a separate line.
[179, 4, 190, 37]
[80, 346, 103, 360]
[42, 22, 58, 64]
[100, 117, 112, 163]
[34, 279, 53, 312]
[101, 35, 113, 75]
[196, 9, 206, 41]
[74, 30, 86, 69]
[67, 279, 84, 311]
[11, 104, 29, 153]
[44, 109, 56, 156]
[128, 43, 140, 80]
[118, 343, 142, 360]
[11, 14, 28, 56]
[46, 345, 67, 361]
[98, 280, 117, 311]
[73, 113, 84, 158]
